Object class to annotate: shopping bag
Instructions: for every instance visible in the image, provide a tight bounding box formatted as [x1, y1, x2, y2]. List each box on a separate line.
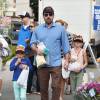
[68, 62, 81, 71]
[62, 58, 70, 79]
[17, 67, 29, 88]
[36, 55, 46, 68]
[62, 68, 70, 79]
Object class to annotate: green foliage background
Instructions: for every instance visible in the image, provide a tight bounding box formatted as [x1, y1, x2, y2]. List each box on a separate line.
[2, 45, 16, 64]
[30, 0, 38, 21]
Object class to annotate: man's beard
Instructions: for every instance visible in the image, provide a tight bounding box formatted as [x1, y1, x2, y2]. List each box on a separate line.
[45, 18, 53, 25]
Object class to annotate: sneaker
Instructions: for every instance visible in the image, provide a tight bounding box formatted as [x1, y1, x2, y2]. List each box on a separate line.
[26, 92, 32, 95]
[32, 91, 40, 95]
[65, 91, 71, 95]
[64, 88, 71, 95]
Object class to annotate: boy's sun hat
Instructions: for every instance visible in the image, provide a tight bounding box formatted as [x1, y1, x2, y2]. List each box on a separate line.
[16, 45, 25, 53]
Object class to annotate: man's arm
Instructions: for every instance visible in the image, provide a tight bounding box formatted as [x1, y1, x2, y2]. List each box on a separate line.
[30, 29, 38, 54]
[31, 43, 44, 55]
[31, 44, 38, 54]
[63, 52, 70, 70]
[61, 27, 71, 69]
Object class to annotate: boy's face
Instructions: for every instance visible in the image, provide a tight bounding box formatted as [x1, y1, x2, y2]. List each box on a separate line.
[22, 17, 30, 25]
[16, 52, 24, 58]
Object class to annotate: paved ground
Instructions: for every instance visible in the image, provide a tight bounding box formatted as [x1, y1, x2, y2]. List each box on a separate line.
[0, 60, 73, 100]
[0, 60, 100, 100]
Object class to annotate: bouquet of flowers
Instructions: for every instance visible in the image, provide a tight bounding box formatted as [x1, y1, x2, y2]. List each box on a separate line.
[77, 82, 100, 100]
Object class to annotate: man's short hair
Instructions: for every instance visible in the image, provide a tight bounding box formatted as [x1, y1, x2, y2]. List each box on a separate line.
[43, 6, 54, 15]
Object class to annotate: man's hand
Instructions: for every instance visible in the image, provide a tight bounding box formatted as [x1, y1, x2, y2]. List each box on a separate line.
[37, 48, 44, 55]
[62, 58, 69, 70]
[31, 44, 44, 55]
[25, 39, 30, 43]
[63, 61, 69, 70]
[63, 53, 70, 70]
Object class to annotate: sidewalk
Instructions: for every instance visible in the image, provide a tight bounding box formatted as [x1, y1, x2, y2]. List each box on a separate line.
[0, 60, 73, 100]
[0, 60, 100, 100]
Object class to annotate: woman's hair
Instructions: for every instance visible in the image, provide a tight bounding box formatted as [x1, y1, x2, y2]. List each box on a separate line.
[72, 35, 84, 48]
[73, 35, 83, 43]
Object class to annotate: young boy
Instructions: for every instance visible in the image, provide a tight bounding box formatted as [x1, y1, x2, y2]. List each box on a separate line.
[10, 45, 32, 100]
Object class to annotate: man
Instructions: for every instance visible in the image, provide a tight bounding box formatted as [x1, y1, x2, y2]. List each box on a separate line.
[18, 12, 34, 94]
[30, 7, 70, 100]
[18, 12, 31, 47]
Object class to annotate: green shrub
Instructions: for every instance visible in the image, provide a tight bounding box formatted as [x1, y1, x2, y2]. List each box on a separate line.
[2, 45, 16, 64]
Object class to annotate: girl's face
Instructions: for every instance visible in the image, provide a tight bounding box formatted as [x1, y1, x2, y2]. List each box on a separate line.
[73, 41, 83, 48]
[16, 53, 24, 58]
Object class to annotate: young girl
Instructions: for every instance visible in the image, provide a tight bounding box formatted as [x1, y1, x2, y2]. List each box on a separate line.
[55, 19, 71, 100]
[69, 35, 88, 100]
[10, 45, 32, 100]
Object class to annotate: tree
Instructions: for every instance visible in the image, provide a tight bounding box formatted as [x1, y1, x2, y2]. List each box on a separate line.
[30, 0, 38, 21]
[0, 0, 8, 16]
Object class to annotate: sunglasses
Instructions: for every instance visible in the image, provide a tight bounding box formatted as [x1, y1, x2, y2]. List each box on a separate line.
[44, 13, 53, 17]
[16, 51, 25, 54]
[73, 40, 83, 43]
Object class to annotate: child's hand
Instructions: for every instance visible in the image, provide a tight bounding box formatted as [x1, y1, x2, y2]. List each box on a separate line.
[15, 58, 21, 66]
[23, 65, 28, 69]
[74, 67, 81, 73]
[19, 64, 28, 69]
